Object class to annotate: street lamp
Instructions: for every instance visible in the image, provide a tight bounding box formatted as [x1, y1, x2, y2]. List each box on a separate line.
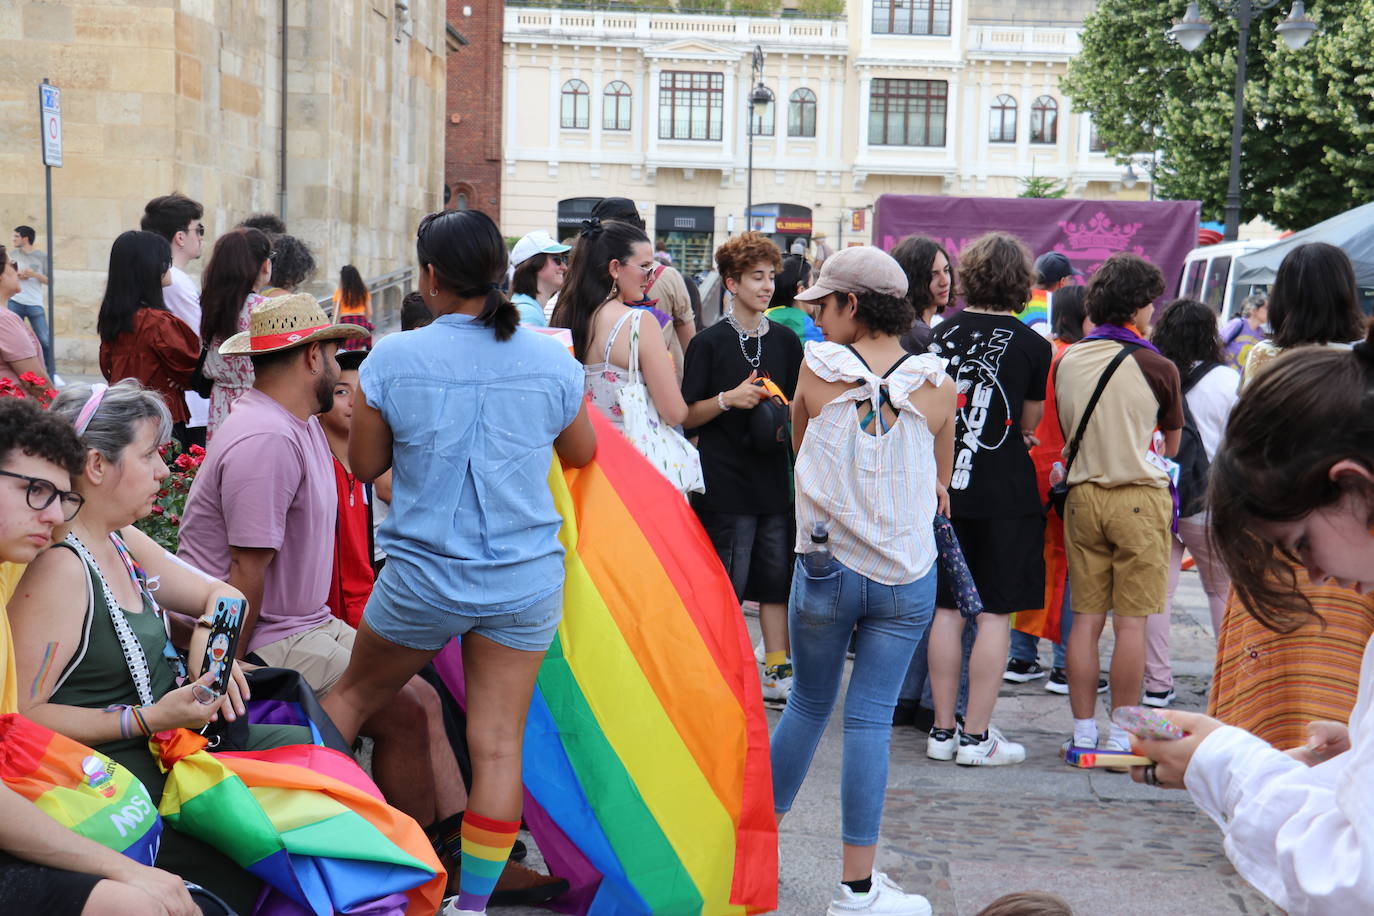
[1120, 151, 1160, 201]
[744, 45, 773, 234]
[1167, 0, 1318, 241]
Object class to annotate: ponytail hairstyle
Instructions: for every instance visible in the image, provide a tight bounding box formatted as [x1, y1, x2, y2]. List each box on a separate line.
[1208, 322, 1374, 632]
[200, 227, 272, 344]
[415, 209, 517, 341]
[338, 264, 368, 310]
[551, 218, 650, 362]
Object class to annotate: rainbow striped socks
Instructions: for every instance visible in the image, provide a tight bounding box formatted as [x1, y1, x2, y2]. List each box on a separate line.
[456, 811, 519, 911]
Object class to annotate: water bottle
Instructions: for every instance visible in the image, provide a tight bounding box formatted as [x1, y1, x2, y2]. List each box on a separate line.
[804, 522, 832, 577]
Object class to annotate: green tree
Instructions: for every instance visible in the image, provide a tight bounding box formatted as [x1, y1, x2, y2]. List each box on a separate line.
[1018, 175, 1068, 198]
[1064, 0, 1369, 231]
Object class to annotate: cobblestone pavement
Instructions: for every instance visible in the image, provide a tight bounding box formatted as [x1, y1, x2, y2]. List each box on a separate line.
[487, 571, 1282, 916]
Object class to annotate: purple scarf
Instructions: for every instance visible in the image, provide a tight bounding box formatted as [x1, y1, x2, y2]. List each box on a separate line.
[1084, 322, 1163, 355]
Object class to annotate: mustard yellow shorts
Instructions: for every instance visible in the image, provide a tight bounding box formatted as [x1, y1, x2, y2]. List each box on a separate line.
[1063, 482, 1172, 617]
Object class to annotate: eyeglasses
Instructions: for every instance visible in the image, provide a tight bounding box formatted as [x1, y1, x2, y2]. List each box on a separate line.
[0, 469, 85, 521]
[552, 255, 569, 266]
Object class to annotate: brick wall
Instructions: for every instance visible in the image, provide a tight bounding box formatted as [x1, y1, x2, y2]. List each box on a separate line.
[445, 0, 503, 221]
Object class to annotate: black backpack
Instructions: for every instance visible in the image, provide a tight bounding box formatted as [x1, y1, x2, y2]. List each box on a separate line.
[1174, 361, 1221, 517]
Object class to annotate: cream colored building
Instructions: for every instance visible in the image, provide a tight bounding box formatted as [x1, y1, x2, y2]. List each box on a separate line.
[502, 0, 1144, 276]
[3, 0, 446, 372]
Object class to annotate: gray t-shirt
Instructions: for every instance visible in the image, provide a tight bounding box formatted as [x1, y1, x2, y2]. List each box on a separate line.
[10, 248, 46, 306]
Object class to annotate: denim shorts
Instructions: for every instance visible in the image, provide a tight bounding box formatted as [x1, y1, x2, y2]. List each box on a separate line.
[362, 561, 563, 653]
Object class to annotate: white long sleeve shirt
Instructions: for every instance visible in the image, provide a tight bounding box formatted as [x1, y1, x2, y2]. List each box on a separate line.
[1185, 633, 1374, 915]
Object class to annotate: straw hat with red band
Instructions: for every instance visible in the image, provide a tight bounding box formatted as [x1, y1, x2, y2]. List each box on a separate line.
[218, 293, 371, 356]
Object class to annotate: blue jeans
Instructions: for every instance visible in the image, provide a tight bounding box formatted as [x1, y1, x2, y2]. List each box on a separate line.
[7, 300, 54, 378]
[1008, 583, 1074, 669]
[771, 558, 936, 846]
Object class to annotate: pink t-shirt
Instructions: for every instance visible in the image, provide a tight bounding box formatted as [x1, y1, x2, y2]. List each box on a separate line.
[0, 310, 40, 384]
[178, 388, 336, 651]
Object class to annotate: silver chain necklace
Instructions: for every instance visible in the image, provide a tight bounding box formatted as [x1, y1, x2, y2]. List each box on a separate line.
[726, 310, 768, 369]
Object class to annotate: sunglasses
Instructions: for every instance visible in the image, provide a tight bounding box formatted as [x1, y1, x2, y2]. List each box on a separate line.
[552, 255, 569, 266]
[0, 469, 85, 521]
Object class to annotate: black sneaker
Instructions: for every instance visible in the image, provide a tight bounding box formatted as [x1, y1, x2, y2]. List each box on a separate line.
[1045, 668, 1109, 694]
[1143, 688, 1176, 708]
[1003, 658, 1048, 683]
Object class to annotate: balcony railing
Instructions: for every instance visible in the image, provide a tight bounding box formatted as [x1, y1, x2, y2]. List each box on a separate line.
[506, 5, 849, 40]
[506, 0, 846, 21]
[966, 24, 1081, 56]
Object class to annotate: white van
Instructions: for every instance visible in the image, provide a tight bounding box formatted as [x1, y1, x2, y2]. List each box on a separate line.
[1176, 240, 1269, 320]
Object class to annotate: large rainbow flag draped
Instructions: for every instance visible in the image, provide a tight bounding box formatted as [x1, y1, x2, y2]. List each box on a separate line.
[434, 408, 778, 915]
[153, 729, 444, 916]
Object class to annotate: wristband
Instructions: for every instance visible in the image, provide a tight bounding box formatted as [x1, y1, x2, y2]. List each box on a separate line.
[717, 392, 731, 411]
[131, 705, 152, 737]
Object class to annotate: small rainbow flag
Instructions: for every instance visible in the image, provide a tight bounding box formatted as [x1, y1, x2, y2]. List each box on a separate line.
[434, 407, 778, 914]
[0, 714, 162, 866]
[1020, 287, 1050, 331]
[153, 729, 444, 915]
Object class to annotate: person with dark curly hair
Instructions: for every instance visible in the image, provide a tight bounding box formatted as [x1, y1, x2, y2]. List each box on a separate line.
[0, 398, 203, 916]
[1140, 299, 1240, 708]
[1054, 252, 1182, 758]
[892, 235, 953, 354]
[682, 232, 801, 705]
[777, 246, 954, 913]
[264, 234, 316, 295]
[925, 232, 1051, 766]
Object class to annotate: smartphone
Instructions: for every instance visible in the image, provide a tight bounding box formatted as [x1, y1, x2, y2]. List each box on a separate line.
[199, 597, 247, 697]
[1112, 706, 1187, 741]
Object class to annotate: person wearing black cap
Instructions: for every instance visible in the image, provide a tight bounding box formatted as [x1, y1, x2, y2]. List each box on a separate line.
[1029, 252, 1082, 339]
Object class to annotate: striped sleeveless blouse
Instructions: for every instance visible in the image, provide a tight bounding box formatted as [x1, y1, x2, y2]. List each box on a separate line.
[794, 342, 949, 586]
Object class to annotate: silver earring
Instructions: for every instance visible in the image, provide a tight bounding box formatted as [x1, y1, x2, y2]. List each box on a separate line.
[429, 287, 438, 297]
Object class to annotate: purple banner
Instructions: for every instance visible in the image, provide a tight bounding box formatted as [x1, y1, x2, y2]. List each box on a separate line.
[874, 195, 1201, 306]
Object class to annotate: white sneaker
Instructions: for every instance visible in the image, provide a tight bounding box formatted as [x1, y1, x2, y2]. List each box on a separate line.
[826, 870, 932, 916]
[754, 638, 766, 667]
[925, 725, 958, 761]
[441, 901, 485, 916]
[955, 724, 1026, 766]
[762, 663, 792, 705]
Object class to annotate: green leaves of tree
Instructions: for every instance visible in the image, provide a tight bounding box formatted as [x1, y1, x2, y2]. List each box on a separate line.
[1064, 0, 1372, 230]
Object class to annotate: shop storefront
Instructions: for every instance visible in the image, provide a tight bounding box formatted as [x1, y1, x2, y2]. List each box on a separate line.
[655, 205, 715, 280]
[556, 197, 602, 243]
[747, 203, 813, 254]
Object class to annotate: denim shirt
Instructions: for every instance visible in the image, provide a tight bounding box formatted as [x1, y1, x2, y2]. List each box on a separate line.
[360, 314, 584, 614]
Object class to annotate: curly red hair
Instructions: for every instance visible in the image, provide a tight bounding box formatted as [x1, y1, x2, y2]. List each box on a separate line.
[715, 232, 783, 282]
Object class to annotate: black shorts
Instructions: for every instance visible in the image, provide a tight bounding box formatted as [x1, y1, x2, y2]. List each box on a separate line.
[0, 852, 101, 914]
[936, 514, 1045, 614]
[694, 508, 794, 605]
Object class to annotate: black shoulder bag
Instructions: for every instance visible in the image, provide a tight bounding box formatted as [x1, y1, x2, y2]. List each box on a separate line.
[1046, 343, 1139, 517]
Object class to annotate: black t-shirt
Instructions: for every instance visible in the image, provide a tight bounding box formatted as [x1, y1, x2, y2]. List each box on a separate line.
[928, 311, 1052, 518]
[681, 319, 803, 514]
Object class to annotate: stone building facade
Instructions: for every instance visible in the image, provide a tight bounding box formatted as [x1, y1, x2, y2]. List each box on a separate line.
[445, 0, 504, 218]
[3, 0, 446, 372]
[501, 0, 1144, 276]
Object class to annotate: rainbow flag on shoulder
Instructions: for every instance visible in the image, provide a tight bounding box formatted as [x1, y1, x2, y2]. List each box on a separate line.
[433, 408, 778, 914]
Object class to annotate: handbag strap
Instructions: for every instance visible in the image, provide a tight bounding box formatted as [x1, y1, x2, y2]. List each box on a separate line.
[602, 310, 636, 366]
[1062, 343, 1139, 476]
[626, 310, 644, 385]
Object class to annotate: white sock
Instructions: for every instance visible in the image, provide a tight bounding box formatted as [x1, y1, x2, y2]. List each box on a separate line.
[1108, 723, 1134, 751]
[1073, 718, 1098, 748]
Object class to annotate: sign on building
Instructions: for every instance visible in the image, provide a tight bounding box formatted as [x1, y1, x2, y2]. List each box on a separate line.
[40, 83, 62, 168]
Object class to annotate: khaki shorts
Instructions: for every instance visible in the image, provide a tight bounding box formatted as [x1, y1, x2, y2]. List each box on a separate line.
[1063, 482, 1172, 617]
[251, 616, 356, 698]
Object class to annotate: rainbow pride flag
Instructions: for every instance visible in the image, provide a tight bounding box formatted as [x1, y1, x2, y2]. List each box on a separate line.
[153, 729, 444, 915]
[434, 408, 778, 914]
[1020, 287, 1050, 332]
[0, 714, 162, 866]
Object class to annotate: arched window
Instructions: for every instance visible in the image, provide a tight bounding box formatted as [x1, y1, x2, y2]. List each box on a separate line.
[603, 80, 632, 131]
[788, 88, 817, 138]
[561, 79, 589, 130]
[989, 94, 1017, 143]
[1030, 95, 1058, 145]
